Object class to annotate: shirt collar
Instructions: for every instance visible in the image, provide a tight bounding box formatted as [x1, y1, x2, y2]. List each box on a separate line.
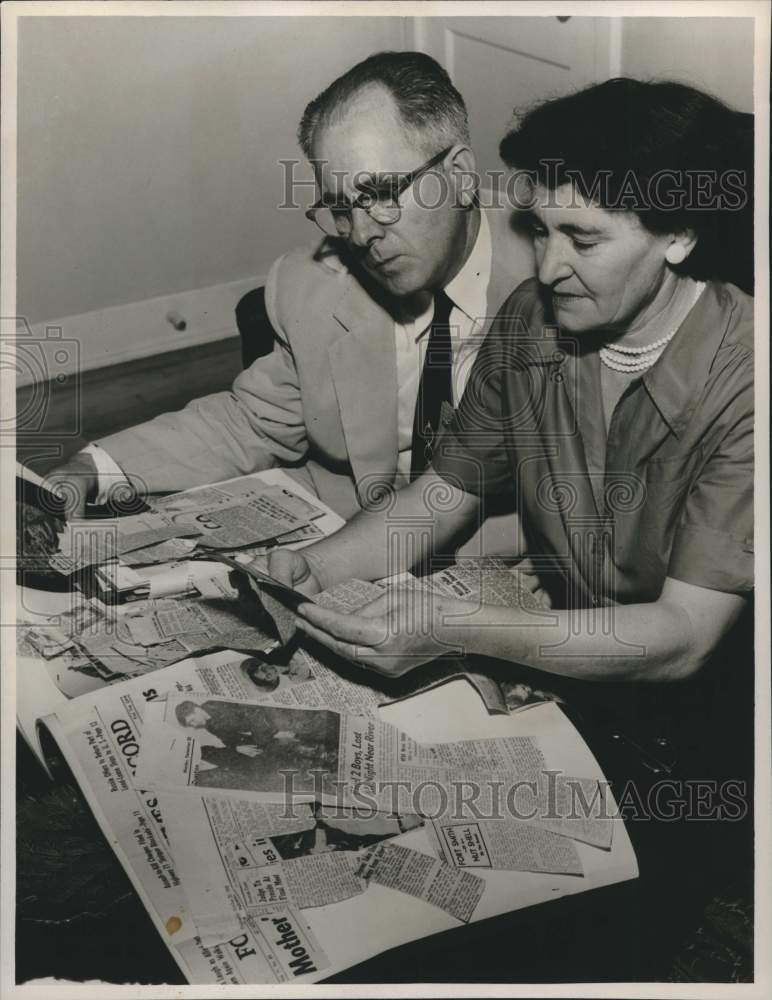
[642, 282, 734, 438]
[445, 207, 492, 326]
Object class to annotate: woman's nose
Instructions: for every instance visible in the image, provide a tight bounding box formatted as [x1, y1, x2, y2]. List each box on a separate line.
[537, 239, 572, 286]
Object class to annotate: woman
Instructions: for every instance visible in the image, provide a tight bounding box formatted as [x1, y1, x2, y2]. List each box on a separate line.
[267, 79, 753, 687]
[243, 656, 281, 693]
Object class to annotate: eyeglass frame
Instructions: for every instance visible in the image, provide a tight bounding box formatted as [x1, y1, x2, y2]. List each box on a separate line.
[305, 144, 454, 238]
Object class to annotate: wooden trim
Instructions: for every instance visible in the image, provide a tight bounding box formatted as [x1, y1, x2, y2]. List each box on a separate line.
[15, 275, 265, 386]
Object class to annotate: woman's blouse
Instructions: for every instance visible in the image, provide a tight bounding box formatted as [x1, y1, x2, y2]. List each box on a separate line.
[432, 279, 754, 609]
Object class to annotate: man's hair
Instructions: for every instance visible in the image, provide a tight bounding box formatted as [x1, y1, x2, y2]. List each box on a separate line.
[298, 51, 470, 159]
[499, 77, 754, 285]
[175, 700, 200, 726]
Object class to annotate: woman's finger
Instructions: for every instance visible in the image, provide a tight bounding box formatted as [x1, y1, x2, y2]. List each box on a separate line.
[297, 602, 384, 645]
[296, 619, 372, 664]
[351, 592, 391, 618]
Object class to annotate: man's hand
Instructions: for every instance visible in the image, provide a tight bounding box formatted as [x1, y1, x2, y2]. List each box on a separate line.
[45, 453, 99, 519]
[267, 549, 326, 596]
[236, 745, 263, 757]
[295, 584, 479, 678]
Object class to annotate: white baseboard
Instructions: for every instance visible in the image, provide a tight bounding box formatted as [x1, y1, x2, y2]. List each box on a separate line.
[14, 275, 265, 387]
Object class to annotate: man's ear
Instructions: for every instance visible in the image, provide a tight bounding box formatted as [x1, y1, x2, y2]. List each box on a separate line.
[665, 229, 698, 266]
[446, 145, 479, 208]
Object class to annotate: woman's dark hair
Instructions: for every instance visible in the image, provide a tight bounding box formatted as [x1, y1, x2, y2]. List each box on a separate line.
[500, 78, 754, 290]
[244, 657, 280, 692]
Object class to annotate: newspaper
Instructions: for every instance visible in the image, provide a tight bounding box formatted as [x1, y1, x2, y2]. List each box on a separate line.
[43, 672, 200, 945]
[150, 480, 325, 522]
[18, 591, 278, 699]
[424, 557, 548, 613]
[34, 658, 638, 984]
[146, 481, 318, 550]
[428, 816, 584, 876]
[120, 537, 201, 567]
[120, 523, 323, 569]
[50, 512, 204, 573]
[355, 842, 485, 923]
[41, 655, 329, 985]
[159, 794, 411, 941]
[175, 911, 329, 984]
[134, 694, 547, 815]
[50, 480, 326, 574]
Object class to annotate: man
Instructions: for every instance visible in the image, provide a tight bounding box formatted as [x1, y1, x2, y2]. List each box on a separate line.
[174, 699, 337, 791]
[47, 51, 534, 554]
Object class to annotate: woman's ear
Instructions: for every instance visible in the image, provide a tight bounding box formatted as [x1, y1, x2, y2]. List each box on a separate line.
[665, 230, 698, 266]
[446, 145, 479, 207]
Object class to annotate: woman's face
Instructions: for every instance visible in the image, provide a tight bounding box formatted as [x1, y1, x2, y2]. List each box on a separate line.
[528, 182, 674, 335]
[249, 660, 279, 685]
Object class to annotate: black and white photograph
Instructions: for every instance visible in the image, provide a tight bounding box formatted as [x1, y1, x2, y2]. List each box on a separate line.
[1, 1, 769, 995]
[172, 696, 341, 791]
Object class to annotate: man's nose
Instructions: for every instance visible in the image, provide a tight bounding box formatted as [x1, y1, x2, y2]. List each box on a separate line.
[348, 207, 385, 248]
[537, 238, 572, 286]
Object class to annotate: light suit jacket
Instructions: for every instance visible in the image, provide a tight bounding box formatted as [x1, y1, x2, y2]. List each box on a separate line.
[98, 205, 534, 551]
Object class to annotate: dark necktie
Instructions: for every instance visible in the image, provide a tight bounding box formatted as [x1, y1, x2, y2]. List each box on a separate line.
[410, 289, 454, 481]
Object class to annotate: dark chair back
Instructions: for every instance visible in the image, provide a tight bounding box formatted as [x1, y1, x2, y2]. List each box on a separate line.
[235, 286, 275, 368]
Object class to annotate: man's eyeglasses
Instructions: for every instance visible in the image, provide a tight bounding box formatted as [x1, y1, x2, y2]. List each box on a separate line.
[306, 146, 453, 239]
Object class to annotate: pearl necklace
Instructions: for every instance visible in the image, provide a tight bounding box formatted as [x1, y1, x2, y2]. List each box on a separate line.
[600, 282, 705, 374]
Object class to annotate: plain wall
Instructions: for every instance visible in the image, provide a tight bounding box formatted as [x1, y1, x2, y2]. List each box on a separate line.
[17, 15, 756, 330]
[17, 16, 406, 325]
[620, 17, 754, 112]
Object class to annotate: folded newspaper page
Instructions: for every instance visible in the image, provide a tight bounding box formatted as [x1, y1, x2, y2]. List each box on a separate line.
[38, 659, 637, 984]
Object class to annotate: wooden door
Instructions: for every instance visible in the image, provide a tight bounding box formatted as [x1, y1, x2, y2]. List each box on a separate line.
[411, 16, 617, 175]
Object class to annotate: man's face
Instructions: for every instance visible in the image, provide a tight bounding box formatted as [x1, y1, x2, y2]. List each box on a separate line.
[529, 183, 672, 335]
[312, 89, 470, 297]
[184, 705, 210, 729]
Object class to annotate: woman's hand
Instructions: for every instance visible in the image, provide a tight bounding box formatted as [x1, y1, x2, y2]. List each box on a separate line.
[267, 549, 326, 597]
[515, 557, 553, 609]
[295, 585, 482, 678]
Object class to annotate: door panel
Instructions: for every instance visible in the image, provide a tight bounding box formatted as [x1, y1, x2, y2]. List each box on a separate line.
[412, 16, 615, 175]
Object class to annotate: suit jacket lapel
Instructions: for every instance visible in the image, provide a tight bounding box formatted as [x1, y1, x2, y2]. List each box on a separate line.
[329, 278, 399, 496]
